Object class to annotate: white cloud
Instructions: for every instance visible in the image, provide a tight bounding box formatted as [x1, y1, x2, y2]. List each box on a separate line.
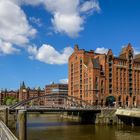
[59, 78, 68, 84]
[0, 39, 19, 54]
[20, 0, 43, 6]
[28, 44, 73, 64]
[29, 17, 42, 27]
[52, 13, 83, 37]
[80, 0, 100, 13]
[134, 48, 140, 55]
[95, 47, 108, 54]
[44, 0, 100, 37]
[21, 0, 100, 37]
[28, 45, 37, 55]
[0, 0, 36, 54]
[0, 0, 100, 58]
[10, 0, 42, 6]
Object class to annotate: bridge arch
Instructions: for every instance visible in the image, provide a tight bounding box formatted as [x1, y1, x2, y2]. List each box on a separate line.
[10, 94, 93, 109]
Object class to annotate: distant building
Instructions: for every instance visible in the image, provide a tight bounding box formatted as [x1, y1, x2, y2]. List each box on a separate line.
[19, 82, 45, 105]
[45, 82, 68, 94]
[0, 82, 68, 106]
[45, 83, 68, 105]
[0, 89, 18, 105]
[68, 44, 140, 107]
[0, 82, 46, 105]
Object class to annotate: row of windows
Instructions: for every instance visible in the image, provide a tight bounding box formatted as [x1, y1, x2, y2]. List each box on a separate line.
[117, 61, 127, 66]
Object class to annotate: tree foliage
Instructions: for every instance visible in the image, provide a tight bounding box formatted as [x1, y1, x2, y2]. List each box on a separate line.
[4, 96, 18, 106]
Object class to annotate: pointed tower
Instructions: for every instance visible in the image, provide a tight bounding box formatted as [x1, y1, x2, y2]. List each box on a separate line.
[74, 44, 79, 52]
[20, 81, 26, 89]
[19, 81, 27, 101]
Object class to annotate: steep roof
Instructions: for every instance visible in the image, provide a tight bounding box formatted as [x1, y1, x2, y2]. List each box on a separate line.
[119, 43, 134, 59]
[20, 81, 26, 89]
[120, 47, 127, 55]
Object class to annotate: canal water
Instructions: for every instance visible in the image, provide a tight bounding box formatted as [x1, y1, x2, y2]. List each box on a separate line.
[17, 114, 140, 140]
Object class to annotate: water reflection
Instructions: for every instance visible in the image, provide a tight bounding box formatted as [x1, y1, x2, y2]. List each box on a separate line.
[23, 114, 140, 140]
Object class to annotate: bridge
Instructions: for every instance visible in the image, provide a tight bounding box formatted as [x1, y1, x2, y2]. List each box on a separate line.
[8, 94, 140, 125]
[9, 107, 101, 114]
[0, 94, 102, 140]
[1, 93, 140, 140]
[9, 93, 101, 124]
[9, 93, 95, 110]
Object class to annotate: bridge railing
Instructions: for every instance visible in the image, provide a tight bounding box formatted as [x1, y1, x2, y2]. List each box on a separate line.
[0, 121, 18, 140]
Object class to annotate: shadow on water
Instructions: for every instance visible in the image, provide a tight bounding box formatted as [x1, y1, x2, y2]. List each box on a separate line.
[11, 114, 140, 140]
[27, 113, 82, 128]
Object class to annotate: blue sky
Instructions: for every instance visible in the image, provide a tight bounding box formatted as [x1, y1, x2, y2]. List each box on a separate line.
[0, 0, 140, 90]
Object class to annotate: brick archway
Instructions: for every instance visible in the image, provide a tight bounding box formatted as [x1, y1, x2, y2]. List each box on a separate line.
[105, 96, 116, 106]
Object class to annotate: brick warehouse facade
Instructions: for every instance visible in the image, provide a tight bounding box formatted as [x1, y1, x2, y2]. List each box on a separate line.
[0, 82, 45, 105]
[68, 44, 140, 107]
[45, 83, 68, 95]
[19, 82, 45, 105]
[45, 83, 68, 105]
[0, 82, 68, 106]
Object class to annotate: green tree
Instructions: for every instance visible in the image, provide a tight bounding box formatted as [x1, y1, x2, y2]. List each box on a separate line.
[4, 96, 18, 106]
[12, 99, 18, 105]
[6, 98, 12, 106]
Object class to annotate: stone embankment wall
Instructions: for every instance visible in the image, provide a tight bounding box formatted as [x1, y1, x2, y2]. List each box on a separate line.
[61, 109, 124, 125]
[95, 109, 123, 125]
[0, 109, 17, 128]
[60, 112, 81, 121]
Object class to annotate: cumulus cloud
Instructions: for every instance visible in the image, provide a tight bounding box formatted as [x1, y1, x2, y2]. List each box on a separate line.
[21, 0, 100, 37]
[133, 48, 140, 55]
[95, 47, 108, 54]
[45, 0, 100, 37]
[0, 0, 100, 59]
[52, 13, 83, 37]
[28, 44, 73, 64]
[0, 0, 36, 54]
[59, 78, 68, 84]
[0, 39, 19, 54]
[29, 17, 42, 27]
[80, 0, 100, 13]
[10, 0, 42, 6]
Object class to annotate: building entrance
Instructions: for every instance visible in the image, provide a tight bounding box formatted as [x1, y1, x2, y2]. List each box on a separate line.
[106, 96, 116, 107]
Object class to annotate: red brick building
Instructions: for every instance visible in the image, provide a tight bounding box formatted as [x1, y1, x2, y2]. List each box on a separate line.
[0, 82, 45, 105]
[68, 44, 140, 107]
[0, 82, 67, 106]
[0, 89, 18, 105]
[45, 83, 68, 94]
[45, 83, 68, 105]
[19, 82, 45, 105]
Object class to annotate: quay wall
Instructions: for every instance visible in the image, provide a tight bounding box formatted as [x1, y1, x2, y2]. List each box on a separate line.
[61, 109, 125, 125]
